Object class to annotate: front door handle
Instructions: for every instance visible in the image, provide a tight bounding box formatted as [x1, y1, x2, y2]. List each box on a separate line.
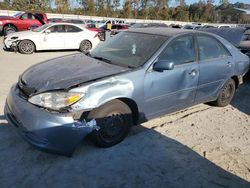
[189, 69, 198, 77]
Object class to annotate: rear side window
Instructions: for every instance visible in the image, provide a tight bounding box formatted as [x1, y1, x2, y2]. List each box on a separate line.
[65, 25, 82, 32]
[158, 36, 196, 66]
[197, 35, 231, 61]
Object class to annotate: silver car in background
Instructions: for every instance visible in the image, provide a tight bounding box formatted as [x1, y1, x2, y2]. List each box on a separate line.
[4, 28, 249, 156]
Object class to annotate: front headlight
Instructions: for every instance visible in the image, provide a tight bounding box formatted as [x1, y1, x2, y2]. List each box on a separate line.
[28, 92, 84, 110]
[0, 21, 2, 25]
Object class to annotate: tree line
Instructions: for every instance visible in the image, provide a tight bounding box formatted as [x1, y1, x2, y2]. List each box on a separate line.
[0, 0, 249, 23]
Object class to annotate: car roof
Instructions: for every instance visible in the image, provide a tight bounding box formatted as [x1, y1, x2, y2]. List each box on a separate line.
[127, 28, 203, 37]
[49, 22, 83, 27]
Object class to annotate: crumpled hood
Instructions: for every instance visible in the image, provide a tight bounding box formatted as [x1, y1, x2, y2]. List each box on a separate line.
[21, 53, 130, 94]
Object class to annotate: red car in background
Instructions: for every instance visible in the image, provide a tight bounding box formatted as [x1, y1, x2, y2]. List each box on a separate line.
[0, 12, 47, 35]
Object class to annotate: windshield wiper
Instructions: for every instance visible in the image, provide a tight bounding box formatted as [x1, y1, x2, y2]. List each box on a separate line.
[92, 56, 114, 65]
[90, 55, 135, 69]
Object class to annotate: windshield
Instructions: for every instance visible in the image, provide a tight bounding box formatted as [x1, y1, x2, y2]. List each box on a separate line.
[13, 12, 23, 18]
[90, 32, 167, 68]
[33, 24, 51, 32]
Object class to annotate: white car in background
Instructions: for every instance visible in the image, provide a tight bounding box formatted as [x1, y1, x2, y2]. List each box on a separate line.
[4, 23, 100, 54]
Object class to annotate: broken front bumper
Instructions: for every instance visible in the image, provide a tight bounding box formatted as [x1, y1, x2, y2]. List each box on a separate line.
[4, 85, 97, 156]
[3, 38, 18, 50]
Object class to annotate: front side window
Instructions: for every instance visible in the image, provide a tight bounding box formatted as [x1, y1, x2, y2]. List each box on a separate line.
[20, 13, 28, 19]
[33, 23, 51, 32]
[158, 36, 196, 66]
[48, 25, 65, 33]
[28, 13, 36, 19]
[197, 35, 231, 61]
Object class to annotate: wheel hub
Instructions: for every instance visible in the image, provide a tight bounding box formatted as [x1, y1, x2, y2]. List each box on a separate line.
[101, 115, 124, 138]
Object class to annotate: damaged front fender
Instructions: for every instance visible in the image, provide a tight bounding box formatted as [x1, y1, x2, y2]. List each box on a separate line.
[70, 77, 134, 111]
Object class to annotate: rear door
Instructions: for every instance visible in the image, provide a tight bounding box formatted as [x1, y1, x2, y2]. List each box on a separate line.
[195, 34, 234, 102]
[64, 25, 85, 49]
[144, 35, 199, 117]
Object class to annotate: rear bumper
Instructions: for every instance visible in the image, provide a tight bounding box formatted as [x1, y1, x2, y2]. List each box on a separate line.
[4, 85, 96, 156]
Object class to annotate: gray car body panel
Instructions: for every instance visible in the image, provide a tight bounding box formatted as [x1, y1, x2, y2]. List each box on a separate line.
[4, 28, 250, 156]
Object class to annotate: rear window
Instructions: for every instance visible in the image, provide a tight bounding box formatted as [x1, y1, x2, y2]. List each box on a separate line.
[197, 35, 231, 61]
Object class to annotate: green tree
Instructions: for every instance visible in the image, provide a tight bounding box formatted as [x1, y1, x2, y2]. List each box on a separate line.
[77, 0, 95, 15]
[121, 0, 131, 18]
[113, 0, 120, 17]
[55, 0, 70, 13]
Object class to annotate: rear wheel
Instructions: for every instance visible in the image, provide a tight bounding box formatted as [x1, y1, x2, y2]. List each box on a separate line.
[3, 25, 17, 36]
[87, 100, 132, 147]
[18, 40, 35, 54]
[79, 40, 92, 54]
[212, 79, 236, 107]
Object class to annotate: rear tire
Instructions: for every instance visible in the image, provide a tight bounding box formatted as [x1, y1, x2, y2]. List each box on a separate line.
[87, 100, 132, 147]
[18, 40, 35, 54]
[79, 40, 92, 54]
[212, 79, 236, 107]
[3, 25, 17, 36]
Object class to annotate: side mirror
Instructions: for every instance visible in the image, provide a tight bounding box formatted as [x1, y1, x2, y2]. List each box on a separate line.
[45, 29, 51, 34]
[153, 60, 175, 72]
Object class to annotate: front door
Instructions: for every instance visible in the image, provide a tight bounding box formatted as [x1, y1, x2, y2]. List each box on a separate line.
[40, 25, 65, 50]
[144, 35, 199, 117]
[19, 13, 41, 30]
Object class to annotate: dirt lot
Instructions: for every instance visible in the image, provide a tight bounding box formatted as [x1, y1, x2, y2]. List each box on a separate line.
[0, 37, 249, 188]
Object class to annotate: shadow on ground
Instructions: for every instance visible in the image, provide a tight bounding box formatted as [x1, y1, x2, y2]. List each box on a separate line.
[0, 120, 249, 188]
[231, 72, 250, 115]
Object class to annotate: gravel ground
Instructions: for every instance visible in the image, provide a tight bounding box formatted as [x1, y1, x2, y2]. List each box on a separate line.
[0, 37, 249, 188]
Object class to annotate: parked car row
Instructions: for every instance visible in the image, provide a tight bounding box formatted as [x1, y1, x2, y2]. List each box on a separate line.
[3, 23, 100, 54]
[1, 11, 250, 60]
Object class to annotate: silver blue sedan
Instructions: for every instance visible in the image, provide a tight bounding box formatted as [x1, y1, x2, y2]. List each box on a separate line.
[4, 28, 249, 156]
